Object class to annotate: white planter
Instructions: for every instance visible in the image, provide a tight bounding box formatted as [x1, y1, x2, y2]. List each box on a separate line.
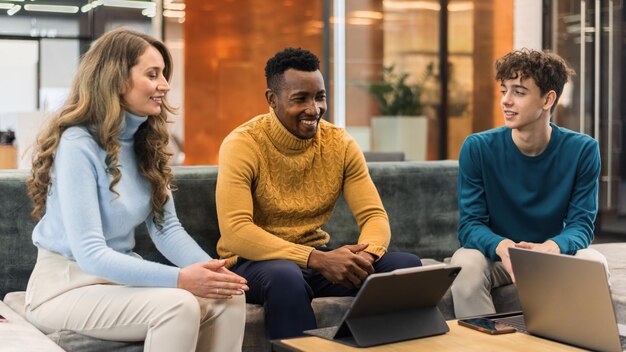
[371, 116, 428, 161]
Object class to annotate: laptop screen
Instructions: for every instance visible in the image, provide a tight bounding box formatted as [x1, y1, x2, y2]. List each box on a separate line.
[509, 247, 622, 352]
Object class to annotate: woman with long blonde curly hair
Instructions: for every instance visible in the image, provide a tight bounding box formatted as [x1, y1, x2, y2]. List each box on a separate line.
[24, 28, 247, 352]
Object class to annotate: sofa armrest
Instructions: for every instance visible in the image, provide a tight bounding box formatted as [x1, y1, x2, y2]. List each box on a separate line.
[1, 294, 65, 351]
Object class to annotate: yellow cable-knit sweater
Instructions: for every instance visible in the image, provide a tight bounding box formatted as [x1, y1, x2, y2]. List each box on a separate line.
[216, 109, 390, 268]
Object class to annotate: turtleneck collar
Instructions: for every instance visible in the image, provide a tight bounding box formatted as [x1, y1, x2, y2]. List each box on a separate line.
[120, 111, 148, 141]
[266, 107, 315, 152]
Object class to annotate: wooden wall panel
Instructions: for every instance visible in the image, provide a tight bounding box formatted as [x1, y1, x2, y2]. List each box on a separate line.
[492, 0, 514, 128]
[0, 145, 16, 169]
[184, 0, 323, 165]
[345, 0, 384, 127]
[472, 0, 513, 133]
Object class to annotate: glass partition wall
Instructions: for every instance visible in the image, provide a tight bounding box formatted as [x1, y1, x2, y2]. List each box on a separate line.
[0, 1, 168, 169]
[1, 0, 507, 168]
[331, 0, 559, 165]
[544, 0, 625, 237]
[338, 0, 494, 161]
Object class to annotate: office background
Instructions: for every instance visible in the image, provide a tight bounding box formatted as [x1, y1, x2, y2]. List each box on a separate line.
[0, 0, 623, 237]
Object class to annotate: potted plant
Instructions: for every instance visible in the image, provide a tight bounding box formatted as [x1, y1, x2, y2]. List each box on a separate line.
[368, 64, 432, 161]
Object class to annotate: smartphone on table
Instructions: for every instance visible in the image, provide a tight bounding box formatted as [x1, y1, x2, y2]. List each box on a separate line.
[458, 317, 516, 335]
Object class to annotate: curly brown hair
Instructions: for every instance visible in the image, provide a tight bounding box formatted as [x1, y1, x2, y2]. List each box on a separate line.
[28, 28, 175, 227]
[495, 48, 575, 113]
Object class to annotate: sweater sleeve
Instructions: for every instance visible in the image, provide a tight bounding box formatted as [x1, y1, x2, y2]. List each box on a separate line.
[145, 193, 212, 267]
[216, 134, 314, 267]
[342, 139, 390, 258]
[549, 139, 600, 254]
[457, 136, 506, 260]
[56, 135, 180, 288]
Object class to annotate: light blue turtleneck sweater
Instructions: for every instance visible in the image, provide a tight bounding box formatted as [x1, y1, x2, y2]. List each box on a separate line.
[32, 112, 211, 288]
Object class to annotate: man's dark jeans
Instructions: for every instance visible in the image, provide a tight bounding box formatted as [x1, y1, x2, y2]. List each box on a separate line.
[231, 248, 422, 339]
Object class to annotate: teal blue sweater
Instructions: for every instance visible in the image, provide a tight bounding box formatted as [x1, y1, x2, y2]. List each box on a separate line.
[457, 123, 600, 261]
[32, 112, 211, 288]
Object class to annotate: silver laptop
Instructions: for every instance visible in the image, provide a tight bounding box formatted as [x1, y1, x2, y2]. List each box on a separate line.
[304, 264, 461, 347]
[506, 247, 625, 352]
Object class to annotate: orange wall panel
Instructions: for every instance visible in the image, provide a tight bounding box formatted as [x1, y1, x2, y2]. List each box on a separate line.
[184, 0, 323, 165]
[472, 0, 513, 133]
[492, 0, 514, 128]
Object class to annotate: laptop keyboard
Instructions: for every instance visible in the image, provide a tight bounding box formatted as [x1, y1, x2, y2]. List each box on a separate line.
[494, 315, 528, 333]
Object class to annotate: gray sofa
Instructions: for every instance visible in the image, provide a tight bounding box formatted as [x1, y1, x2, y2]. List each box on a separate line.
[1, 161, 625, 351]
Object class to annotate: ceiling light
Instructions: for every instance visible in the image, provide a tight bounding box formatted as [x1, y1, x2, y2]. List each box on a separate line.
[448, 2, 473, 12]
[351, 10, 383, 20]
[0, 3, 14, 9]
[81, 1, 103, 12]
[24, 4, 79, 13]
[7, 4, 20, 15]
[383, 1, 440, 11]
[163, 9, 184, 18]
[164, 2, 184, 11]
[141, 7, 155, 17]
[103, 0, 154, 10]
[347, 18, 376, 25]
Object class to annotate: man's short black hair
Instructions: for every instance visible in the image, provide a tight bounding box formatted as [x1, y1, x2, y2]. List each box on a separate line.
[265, 47, 320, 92]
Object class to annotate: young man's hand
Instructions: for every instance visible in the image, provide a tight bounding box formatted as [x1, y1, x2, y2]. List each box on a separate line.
[307, 243, 375, 289]
[516, 240, 561, 254]
[495, 239, 517, 282]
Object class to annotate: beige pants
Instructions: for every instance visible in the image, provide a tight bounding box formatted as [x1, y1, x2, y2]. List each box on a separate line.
[450, 247, 609, 319]
[25, 249, 246, 352]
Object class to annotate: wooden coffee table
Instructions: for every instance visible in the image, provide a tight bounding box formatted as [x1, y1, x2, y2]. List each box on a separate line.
[272, 320, 585, 351]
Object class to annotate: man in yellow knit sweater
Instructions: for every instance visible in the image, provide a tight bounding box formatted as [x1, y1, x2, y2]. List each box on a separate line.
[216, 48, 422, 340]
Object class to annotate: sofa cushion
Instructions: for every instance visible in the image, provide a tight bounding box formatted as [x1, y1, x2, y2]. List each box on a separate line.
[4, 291, 156, 351]
[0, 299, 65, 352]
[0, 170, 39, 300]
[3, 291, 25, 316]
[47, 332, 143, 352]
[325, 161, 460, 261]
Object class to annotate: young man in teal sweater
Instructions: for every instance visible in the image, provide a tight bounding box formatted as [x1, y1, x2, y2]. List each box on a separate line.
[451, 49, 608, 318]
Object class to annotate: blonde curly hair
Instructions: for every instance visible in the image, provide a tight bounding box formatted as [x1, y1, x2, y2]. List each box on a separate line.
[28, 28, 175, 227]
